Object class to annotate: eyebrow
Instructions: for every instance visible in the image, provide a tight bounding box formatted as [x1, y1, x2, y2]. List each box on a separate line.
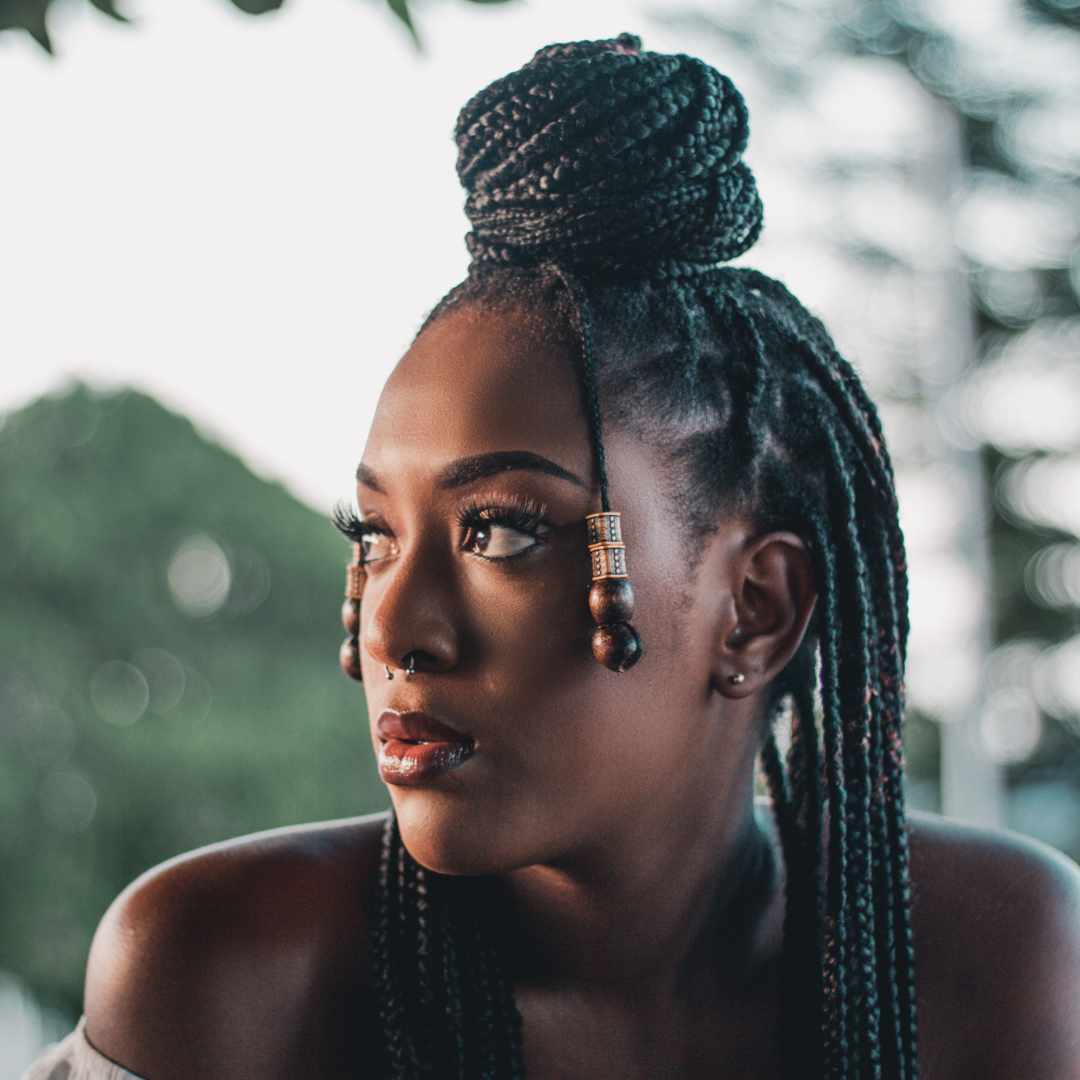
[356, 450, 586, 494]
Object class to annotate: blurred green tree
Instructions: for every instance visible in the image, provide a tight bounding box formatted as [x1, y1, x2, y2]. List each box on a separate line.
[0, 383, 384, 1021]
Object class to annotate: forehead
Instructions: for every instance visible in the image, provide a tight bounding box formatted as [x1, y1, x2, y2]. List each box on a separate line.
[363, 302, 591, 484]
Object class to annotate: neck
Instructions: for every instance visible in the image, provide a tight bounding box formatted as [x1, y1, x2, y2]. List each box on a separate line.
[493, 770, 784, 1001]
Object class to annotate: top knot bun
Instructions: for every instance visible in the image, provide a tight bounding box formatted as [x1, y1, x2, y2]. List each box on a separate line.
[454, 33, 763, 276]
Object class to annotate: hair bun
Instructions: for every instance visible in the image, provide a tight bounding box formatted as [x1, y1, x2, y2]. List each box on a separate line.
[454, 33, 763, 276]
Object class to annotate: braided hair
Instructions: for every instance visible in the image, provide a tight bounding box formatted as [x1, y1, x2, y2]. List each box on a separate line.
[371, 33, 919, 1080]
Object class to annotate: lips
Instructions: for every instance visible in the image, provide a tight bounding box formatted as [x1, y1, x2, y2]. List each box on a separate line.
[376, 709, 476, 786]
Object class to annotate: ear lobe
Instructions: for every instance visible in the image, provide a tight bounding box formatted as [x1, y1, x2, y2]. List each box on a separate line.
[713, 530, 817, 699]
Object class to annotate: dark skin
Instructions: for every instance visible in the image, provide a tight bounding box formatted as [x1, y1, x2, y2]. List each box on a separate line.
[83, 303, 1080, 1079]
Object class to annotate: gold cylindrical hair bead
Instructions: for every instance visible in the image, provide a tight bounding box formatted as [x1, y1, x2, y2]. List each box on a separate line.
[345, 564, 365, 600]
[586, 511, 623, 546]
[587, 511, 628, 581]
[588, 542, 628, 579]
[345, 544, 366, 600]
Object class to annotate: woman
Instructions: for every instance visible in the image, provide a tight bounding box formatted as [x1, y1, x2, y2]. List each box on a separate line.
[25, 32, 1080, 1080]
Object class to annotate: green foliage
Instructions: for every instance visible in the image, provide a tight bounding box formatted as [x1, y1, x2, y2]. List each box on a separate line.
[86, 0, 128, 21]
[0, 383, 385, 1021]
[0, 0, 516, 55]
[228, 0, 286, 13]
[386, 0, 419, 47]
[0, 0, 52, 51]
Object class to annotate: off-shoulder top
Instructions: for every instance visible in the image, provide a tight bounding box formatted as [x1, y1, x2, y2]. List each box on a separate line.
[21, 1016, 147, 1080]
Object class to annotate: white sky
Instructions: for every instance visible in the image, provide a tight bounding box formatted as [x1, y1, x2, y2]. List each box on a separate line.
[1, 0, 704, 515]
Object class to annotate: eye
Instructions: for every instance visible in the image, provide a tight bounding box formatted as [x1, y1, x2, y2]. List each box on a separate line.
[460, 520, 538, 560]
[456, 495, 552, 563]
[330, 501, 396, 565]
[357, 524, 395, 565]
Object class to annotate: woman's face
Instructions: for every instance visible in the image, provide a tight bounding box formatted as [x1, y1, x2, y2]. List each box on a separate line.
[356, 301, 753, 875]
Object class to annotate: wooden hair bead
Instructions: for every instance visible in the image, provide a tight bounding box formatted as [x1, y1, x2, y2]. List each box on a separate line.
[341, 597, 360, 637]
[588, 577, 634, 624]
[339, 636, 362, 681]
[591, 621, 644, 672]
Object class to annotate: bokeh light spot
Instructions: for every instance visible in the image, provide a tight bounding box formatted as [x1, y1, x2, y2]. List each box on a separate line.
[131, 647, 187, 714]
[1025, 543, 1080, 609]
[167, 533, 231, 617]
[226, 545, 271, 615]
[39, 769, 98, 833]
[89, 660, 149, 727]
[980, 687, 1042, 763]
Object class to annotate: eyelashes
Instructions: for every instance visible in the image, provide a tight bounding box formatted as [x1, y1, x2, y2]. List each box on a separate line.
[330, 492, 553, 564]
[331, 500, 374, 545]
[455, 492, 551, 536]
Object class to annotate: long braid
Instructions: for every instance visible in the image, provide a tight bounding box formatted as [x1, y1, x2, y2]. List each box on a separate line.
[807, 510, 853, 1077]
[761, 703, 824, 1079]
[877, 526, 920, 1077]
[365, 33, 920, 1080]
[822, 421, 883, 1078]
[403, 840, 438, 1074]
[437, 880, 468, 1079]
[791, 649, 827, 1072]
[867, 527, 907, 1079]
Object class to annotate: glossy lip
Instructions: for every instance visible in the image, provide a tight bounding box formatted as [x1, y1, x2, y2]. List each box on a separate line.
[377, 709, 472, 744]
[376, 709, 476, 787]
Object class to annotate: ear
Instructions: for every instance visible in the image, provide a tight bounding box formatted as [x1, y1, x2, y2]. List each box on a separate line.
[712, 526, 817, 699]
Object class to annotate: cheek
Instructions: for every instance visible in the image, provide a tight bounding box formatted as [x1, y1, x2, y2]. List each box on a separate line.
[477, 536, 696, 736]
[467, 544, 593, 684]
[479, 567, 694, 806]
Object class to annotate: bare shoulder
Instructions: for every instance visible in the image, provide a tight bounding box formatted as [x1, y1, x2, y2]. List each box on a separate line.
[906, 809, 1080, 1079]
[84, 811, 389, 1080]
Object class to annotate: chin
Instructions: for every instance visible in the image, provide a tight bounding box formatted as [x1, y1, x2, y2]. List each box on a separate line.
[390, 787, 536, 878]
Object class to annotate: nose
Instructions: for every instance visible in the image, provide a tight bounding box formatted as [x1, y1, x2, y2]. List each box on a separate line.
[361, 535, 460, 678]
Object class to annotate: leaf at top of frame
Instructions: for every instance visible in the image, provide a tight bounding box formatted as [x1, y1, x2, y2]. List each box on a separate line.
[0, 0, 54, 53]
[227, 0, 286, 13]
[387, 0, 422, 49]
[88, 0, 132, 22]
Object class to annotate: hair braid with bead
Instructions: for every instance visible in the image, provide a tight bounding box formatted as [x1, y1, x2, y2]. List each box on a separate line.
[369, 33, 919, 1079]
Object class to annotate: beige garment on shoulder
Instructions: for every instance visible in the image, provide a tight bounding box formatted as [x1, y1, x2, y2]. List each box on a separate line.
[21, 1016, 147, 1080]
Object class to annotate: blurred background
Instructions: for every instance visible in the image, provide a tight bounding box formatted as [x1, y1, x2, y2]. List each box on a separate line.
[2, 0, 1079, 1070]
